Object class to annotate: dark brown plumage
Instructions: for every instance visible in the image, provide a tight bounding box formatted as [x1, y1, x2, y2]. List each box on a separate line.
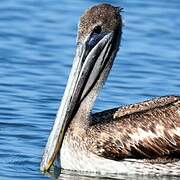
[66, 95, 180, 163]
[87, 96, 180, 161]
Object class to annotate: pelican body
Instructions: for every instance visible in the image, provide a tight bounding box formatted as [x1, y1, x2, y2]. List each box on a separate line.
[41, 4, 180, 175]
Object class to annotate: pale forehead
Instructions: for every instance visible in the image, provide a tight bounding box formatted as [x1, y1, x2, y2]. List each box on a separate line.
[77, 4, 122, 43]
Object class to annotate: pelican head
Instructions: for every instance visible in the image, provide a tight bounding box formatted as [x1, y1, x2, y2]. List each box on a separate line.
[41, 3, 122, 172]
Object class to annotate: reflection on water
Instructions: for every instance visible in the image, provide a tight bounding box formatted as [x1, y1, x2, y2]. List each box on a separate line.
[57, 169, 180, 180]
[0, 0, 179, 179]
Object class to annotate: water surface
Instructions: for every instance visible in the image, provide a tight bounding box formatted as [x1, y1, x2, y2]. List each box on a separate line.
[0, 0, 180, 179]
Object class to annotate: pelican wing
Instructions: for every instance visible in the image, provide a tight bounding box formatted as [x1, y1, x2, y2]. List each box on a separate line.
[88, 95, 180, 160]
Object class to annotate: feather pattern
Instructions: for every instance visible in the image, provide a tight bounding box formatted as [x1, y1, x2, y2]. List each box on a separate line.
[87, 95, 180, 160]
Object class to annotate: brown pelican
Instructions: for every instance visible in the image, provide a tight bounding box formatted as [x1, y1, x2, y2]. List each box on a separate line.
[41, 4, 180, 174]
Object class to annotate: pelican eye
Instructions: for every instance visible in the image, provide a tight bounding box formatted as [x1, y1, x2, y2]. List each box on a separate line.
[93, 25, 102, 34]
[87, 25, 105, 49]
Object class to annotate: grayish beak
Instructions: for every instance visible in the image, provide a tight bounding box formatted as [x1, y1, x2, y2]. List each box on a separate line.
[40, 32, 115, 172]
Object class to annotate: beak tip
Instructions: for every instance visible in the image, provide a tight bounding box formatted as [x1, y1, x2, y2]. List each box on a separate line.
[40, 162, 46, 172]
[40, 164, 49, 173]
[40, 156, 49, 172]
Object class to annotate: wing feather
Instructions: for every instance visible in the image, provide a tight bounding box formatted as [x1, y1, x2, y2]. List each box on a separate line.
[88, 96, 180, 160]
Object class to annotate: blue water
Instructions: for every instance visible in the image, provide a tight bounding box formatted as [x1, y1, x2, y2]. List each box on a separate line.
[0, 0, 179, 179]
